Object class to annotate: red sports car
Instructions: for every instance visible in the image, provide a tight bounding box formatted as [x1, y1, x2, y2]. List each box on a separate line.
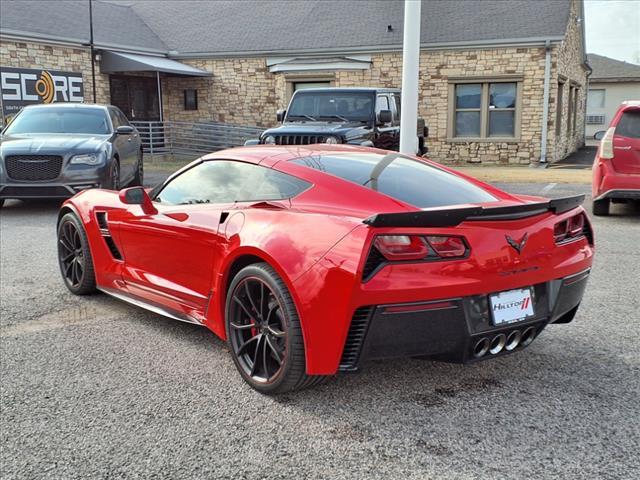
[592, 100, 640, 215]
[57, 145, 594, 394]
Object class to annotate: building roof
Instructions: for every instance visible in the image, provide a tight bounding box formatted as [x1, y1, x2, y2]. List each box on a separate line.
[587, 54, 640, 82]
[0, 0, 574, 56]
[0, 0, 166, 52]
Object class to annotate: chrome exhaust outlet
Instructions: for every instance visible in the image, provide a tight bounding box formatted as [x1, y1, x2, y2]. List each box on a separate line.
[489, 334, 506, 355]
[473, 338, 490, 358]
[521, 327, 537, 347]
[505, 330, 522, 351]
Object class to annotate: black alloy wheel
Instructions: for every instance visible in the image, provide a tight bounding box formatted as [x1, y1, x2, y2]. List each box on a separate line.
[226, 263, 325, 394]
[57, 213, 96, 295]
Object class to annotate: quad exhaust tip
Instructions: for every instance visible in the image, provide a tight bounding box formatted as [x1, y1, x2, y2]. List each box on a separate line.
[521, 327, 537, 347]
[473, 327, 537, 359]
[473, 337, 490, 358]
[505, 330, 522, 351]
[489, 333, 507, 355]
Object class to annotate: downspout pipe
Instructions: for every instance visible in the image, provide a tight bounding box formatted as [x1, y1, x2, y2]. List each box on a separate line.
[156, 71, 163, 122]
[539, 40, 552, 166]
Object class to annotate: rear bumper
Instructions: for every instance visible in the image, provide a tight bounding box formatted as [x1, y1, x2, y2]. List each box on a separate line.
[339, 269, 590, 371]
[593, 159, 640, 200]
[594, 188, 640, 202]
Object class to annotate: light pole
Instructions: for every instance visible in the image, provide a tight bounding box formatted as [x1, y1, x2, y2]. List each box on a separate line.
[89, 0, 97, 103]
[399, 0, 421, 154]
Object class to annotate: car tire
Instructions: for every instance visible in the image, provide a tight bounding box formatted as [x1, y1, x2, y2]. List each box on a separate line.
[225, 262, 326, 394]
[592, 198, 610, 216]
[108, 159, 120, 190]
[57, 212, 97, 295]
[131, 150, 144, 186]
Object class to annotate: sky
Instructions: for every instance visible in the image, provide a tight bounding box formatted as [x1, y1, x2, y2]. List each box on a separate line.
[584, 0, 640, 64]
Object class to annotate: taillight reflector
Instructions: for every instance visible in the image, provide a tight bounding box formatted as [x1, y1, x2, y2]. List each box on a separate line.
[554, 212, 588, 244]
[373, 234, 468, 262]
[374, 235, 430, 261]
[599, 127, 615, 159]
[426, 235, 467, 257]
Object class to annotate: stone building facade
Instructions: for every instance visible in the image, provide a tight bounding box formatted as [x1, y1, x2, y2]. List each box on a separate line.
[1, 0, 589, 165]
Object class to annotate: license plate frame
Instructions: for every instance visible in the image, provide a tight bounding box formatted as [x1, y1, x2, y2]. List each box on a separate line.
[489, 287, 535, 326]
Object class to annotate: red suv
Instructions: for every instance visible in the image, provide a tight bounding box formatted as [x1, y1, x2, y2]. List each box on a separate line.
[592, 101, 640, 215]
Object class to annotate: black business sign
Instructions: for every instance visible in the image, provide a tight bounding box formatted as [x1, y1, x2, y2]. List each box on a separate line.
[1, 67, 84, 117]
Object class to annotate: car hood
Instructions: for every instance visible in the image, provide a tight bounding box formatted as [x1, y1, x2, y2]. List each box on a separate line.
[262, 122, 369, 138]
[0, 133, 111, 156]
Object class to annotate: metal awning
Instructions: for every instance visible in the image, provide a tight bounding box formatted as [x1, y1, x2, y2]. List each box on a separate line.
[100, 50, 211, 76]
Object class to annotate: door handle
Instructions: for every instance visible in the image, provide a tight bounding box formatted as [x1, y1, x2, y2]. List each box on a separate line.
[614, 146, 631, 150]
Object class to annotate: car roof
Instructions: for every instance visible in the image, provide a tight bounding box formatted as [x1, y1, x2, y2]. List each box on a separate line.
[202, 144, 390, 166]
[21, 103, 110, 111]
[291, 87, 400, 94]
[620, 100, 640, 110]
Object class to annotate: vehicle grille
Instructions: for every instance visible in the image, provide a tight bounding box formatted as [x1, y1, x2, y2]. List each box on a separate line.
[339, 306, 374, 371]
[5, 155, 63, 181]
[274, 135, 326, 145]
[0, 186, 71, 197]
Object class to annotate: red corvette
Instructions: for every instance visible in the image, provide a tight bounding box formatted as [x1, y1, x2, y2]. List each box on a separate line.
[57, 145, 594, 393]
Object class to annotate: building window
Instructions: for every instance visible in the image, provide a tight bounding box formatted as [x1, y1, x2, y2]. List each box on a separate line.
[293, 81, 331, 92]
[556, 81, 565, 137]
[572, 87, 579, 135]
[449, 79, 520, 140]
[184, 89, 198, 110]
[567, 85, 579, 136]
[587, 89, 605, 109]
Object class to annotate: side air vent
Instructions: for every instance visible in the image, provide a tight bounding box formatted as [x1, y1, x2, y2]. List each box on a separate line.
[104, 236, 123, 260]
[362, 247, 386, 281]
[95, 211, 123, 260]
[339, 306, 373, 371]
[96, 211, 109, 232]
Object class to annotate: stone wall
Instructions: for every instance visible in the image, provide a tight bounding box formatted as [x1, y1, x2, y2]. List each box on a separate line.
[0, 39, 110, 114]
[172, 43, 578, 165]
[550, 0, 588, 162]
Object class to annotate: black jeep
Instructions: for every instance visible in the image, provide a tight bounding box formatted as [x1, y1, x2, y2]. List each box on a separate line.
[249, 88, 427, 154]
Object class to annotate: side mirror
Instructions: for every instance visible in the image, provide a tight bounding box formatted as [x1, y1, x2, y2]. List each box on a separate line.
[377, 110, 392, 125]
[276, 109, 286, 122]
[116, 125, 135, 135]
[593, 130, 606, 141]
[119, 186, 157, 215]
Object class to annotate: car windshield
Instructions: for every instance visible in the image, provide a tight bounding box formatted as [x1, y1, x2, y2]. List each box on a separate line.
[4, 107, 110, 135]
[286, 92, 373, 123]
[292, 152, 496, 208]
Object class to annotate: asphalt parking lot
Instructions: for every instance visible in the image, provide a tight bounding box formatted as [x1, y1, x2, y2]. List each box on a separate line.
[1, 179, 639, 479]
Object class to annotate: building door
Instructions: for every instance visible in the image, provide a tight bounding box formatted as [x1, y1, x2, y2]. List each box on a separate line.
[109, 75, 160, 121]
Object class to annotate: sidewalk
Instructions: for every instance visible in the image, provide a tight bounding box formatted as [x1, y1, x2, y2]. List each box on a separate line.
[452, 165, 591, 184]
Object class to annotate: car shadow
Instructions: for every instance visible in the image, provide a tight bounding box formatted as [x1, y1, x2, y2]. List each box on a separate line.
[1, 198, 63, 215]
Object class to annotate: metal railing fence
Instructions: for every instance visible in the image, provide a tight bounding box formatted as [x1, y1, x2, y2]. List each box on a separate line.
[131, 121, 263, 156]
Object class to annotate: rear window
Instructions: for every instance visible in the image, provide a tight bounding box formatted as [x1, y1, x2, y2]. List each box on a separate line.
[291, 152, 496, 208]
[616, 110, 640, 139]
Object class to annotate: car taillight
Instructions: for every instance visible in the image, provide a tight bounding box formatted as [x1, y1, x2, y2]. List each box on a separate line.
[599, 127, 615, 159]
[373, 234, 468, 262]
[554, 212, 588, 244]
[374, 235, 430, 261]
[426, 235, 467, 257]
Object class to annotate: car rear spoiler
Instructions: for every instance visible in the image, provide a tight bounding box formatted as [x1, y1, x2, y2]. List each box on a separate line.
[363, 194, 585, 228]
